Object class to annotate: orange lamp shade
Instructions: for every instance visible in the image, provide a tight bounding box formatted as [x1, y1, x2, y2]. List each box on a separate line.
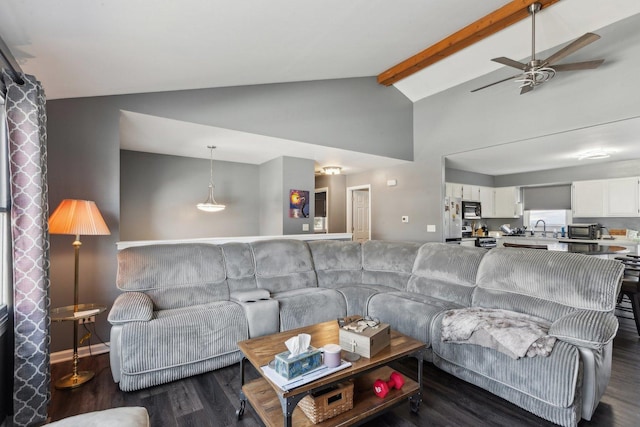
[49, 199, 111, 236]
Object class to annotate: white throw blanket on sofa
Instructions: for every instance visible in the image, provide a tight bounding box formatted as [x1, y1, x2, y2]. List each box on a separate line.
[441, 307, 556, 359]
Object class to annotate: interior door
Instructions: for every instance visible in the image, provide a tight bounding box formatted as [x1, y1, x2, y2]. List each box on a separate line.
[352, 189, 370, 242]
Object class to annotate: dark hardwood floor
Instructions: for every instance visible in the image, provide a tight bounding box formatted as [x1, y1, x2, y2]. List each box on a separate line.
[48, 319, 640, 427]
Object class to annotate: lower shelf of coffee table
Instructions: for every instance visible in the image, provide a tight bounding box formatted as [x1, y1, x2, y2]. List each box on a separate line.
[243, 365, 419, 427]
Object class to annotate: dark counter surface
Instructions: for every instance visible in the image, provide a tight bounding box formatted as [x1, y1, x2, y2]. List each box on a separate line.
[548, 242, 629, 255]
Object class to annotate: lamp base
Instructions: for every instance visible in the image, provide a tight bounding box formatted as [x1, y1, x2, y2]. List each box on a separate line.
[54, 370, 95, 389]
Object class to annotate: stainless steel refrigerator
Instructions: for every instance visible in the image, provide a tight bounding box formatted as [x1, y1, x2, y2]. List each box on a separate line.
[444, 196, 462, 242]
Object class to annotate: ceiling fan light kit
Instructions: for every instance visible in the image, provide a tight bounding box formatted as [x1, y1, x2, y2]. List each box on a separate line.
[473, 2, 604, 94]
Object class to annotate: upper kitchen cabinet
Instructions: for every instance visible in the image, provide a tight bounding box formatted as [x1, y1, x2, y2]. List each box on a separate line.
[479, 186, 495, 218]
[445, 182, 463, 199]
[493, 186, 521, 218]
[573, 178, 640, 217]
[605, 177, 640, 217]
[572, 180, 605, 217]
[462, 185, 480, 202]
[446, 182, 480, 201]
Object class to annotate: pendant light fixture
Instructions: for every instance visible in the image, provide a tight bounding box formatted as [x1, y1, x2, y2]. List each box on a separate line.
[197, 145, 226, 212]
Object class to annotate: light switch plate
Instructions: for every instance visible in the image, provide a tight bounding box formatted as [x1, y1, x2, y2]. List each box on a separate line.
[427, 224, 436, 232]
[302, 223, 309, 231]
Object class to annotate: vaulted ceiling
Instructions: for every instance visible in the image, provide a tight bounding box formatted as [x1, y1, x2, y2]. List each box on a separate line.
[2, 0, 640, 175]
[2, 0, 637, 102]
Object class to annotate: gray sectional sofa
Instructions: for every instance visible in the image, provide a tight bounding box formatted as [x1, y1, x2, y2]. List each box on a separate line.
[108, 239, 624, 427]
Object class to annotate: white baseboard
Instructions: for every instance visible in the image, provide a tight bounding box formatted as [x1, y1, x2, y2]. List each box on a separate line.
[50, 342, 110, 364]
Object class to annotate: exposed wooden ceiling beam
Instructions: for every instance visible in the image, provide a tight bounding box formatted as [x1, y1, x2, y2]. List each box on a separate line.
[377, 0, 560, 86]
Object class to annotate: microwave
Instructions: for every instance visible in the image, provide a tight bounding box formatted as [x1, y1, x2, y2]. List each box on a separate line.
[567, 224, 600, 240]
[462, 201, 481, 220]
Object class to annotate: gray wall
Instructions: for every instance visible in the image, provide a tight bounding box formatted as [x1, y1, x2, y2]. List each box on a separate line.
[47, 77, 410, 352]
[346, 162, 430, 242]
[315, 174, 347, 233]
[445, 168, 495, 187]
[259, 157, 284, 235]
[120, 150, 260, 240]
[282, 157, 315, 235]
[495, 158, 640, 187]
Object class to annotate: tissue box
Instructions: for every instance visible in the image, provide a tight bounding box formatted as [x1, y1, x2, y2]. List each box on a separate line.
[339, 323, 390, 358]
[274, 347, 322, 379]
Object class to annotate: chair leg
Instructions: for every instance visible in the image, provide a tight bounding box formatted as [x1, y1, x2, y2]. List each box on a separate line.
[630, 292, 640, 337]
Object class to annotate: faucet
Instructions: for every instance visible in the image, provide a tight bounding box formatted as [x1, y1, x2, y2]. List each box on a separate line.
[534, 219, 547, 237]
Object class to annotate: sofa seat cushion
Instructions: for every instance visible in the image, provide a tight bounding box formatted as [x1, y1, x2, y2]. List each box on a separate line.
[431, 311, 580, 408]
[222, 242, 258, 292]
[251, 240, 318, 292]
[272, 288, 346, 330]
[474, 248, 624, 313]
[408, 243, 487, 306]
[367, 291, 463, 345]
[361, 241, 421, 290]
[333, 284, 398, 316]
[116, 244, 230, 309]
[120, 301, 247, 375]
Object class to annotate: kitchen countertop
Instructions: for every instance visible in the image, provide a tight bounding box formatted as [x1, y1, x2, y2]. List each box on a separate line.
[499, 234, 640, 246]
[547, 242, 629, 255]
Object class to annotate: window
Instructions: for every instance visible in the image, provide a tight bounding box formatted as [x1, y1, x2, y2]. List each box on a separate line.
[523, 209, 573, 233]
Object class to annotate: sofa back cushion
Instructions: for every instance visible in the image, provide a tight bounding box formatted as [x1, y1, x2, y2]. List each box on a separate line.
[407, 243, 487, 306]
[473, 248, 624, 320]
[222, 242, 258, 292]
[361, 241, 421, 290]
[116, 244, 229, 309]
[251, 239, 317, 292]
[308, 240, 363, 288]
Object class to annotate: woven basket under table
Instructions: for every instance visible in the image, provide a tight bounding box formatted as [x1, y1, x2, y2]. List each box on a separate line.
[299, 380, 354, 424]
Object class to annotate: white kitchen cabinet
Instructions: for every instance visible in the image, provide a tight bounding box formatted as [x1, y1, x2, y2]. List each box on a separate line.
[494, 186, 521, 218]
[462, 185, 480, 201]
[446, 182, 463, 199]
[479, 186, 495, 218]
[572, 180, 606, 218]
[605, 177, 640, 217]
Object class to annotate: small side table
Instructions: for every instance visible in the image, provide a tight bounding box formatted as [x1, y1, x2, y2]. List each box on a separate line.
[51, 303, 106, 389]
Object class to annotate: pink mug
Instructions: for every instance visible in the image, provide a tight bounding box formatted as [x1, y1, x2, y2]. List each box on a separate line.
[323, 344, 342, 368]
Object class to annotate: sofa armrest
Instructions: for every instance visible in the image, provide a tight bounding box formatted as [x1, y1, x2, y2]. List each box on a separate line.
[549, 310, 618, 350]
[108, 292, 153, 325]
[230, 289, 271, 302]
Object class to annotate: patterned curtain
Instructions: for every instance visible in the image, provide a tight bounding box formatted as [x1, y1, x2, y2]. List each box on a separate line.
[3, 71, 50, 427]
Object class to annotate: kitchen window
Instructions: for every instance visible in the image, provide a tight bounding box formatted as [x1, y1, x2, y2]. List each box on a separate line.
[523, 210, 573, 233]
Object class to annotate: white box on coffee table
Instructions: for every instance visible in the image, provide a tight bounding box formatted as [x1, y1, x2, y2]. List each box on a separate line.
[339, 323, 390, 358]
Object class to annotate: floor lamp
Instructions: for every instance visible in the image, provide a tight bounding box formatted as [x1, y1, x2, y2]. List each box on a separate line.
[49, 199, 110, 389]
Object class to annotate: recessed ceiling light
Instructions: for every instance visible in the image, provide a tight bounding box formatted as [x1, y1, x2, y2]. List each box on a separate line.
[577, 150, 611, 160]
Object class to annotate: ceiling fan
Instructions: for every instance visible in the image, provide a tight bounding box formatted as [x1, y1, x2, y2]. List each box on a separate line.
[472, 2, 604, 95]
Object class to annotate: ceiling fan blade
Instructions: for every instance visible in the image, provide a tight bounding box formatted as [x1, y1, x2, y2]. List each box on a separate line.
[520, 84, 534, 95]
[471, 74, 521, 93]
[543, 33, 601, 66]
[553, 59, 604, 71]
[492, 57, 527, 70]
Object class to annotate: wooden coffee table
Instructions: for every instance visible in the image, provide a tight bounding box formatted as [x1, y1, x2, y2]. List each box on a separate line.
[236, 320, 426, 427]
